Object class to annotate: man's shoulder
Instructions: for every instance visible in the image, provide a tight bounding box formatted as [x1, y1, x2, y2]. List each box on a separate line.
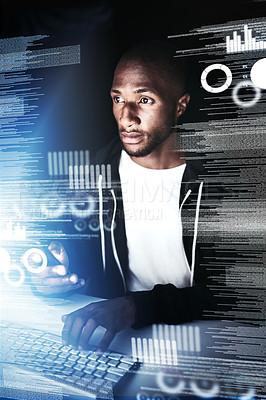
[92, 136, 122, 166]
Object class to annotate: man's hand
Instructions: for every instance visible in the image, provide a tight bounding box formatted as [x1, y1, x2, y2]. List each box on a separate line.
[61, 297, 136, 351]
[30, 241, 85, 295]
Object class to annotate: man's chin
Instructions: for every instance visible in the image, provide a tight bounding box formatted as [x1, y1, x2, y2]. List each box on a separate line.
[121, 143, 152, 158]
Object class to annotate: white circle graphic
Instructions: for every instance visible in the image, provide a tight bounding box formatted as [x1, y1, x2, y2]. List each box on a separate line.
[69, 195, 95, 218]
[74, 218, 87, 232]
[250, 58, 266, 89]
[232, 80, 261, 108]
[22, 248, 47, 274]
[157, 371, 185, 394]
[88, 219, 100, 232]
[201, 64, 232, 93]
[190, 380, 220, 398]
[5, 264, 25, 287]
[40, 200, 66, 218]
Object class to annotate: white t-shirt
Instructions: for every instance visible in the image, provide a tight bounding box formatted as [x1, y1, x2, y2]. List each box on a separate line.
[119, 150, 191, 291]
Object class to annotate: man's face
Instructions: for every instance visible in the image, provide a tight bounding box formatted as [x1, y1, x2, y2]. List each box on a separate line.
[110, 60, 183, 158]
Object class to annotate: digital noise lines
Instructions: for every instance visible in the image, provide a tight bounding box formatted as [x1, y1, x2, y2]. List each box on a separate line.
[226, 24, 266, 53]
[47, 150, 112, 189]
[131, 324, 201, 365]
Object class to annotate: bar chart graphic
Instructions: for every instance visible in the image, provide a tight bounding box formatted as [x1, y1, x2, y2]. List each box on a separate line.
[0, 220, 26, 241]
[131, 324, 201, 365]
[47, 150, 112, 189]
[226, 24, 266, 53]
[68, 163, 112, 190]
[47, 150, 90, 177]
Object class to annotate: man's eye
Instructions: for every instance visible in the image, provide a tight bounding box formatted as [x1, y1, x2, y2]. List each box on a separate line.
[113, 96, 124, 103]
[140, 97, 153, 104]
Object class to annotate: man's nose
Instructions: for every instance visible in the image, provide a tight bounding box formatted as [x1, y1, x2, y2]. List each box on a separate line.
[120, 103, 140, 127]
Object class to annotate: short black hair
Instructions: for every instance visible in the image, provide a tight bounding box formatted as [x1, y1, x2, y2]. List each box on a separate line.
[118, 40, 188, 95]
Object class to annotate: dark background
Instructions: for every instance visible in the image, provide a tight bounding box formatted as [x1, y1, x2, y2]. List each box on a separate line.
[0, 0, 265, 155]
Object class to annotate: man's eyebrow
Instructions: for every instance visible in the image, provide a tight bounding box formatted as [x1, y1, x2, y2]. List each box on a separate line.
[134, 88, 156, 94]
[110, 88, 157, 94]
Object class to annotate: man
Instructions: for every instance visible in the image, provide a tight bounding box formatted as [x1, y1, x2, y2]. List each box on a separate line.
[31, 40, 218, 351]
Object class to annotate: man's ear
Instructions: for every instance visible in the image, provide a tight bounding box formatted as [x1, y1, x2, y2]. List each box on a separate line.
[176, 93, 190, 118]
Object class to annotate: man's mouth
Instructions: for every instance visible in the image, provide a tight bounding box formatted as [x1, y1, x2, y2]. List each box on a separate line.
[120, 132, 145, 144]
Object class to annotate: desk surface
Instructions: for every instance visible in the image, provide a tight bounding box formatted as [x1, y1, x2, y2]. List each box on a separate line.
[1, 282, 265, 400]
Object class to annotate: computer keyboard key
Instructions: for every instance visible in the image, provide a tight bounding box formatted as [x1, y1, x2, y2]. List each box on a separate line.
[70, 348, 80, 355]
[104, 372, 121, 383]
[73, 364, 85, 371]
[42, 333, 61, 343]
[45, 355, 57, 361]
[86, 360, 98, 368]
[93, 369, 106, 378]
[79, 351, 91, 358]
[97, 363, 108, 371]
[117, 362, 131, 370]
[83, 366, 95, 375]
[107, 359, 119, 367]
[120, 356, 134, 364]
[77, 357, 88, 364]
[49, 349, 61, 356]
[64, 376, 78, 385]
[51, 343, 63, 350]
[106, 367, 125, 376]
[68, 355, 79, 361]
[88, 353, 99, 361]
[73, 370, 85, 378]
[98, 356, 109, 364]
[107, 353, 122, 360]
[64, 361, 76, 368]
[60, 370, 72, 376]
[54, 358, 66, 365]
[58, 352, 69, 359]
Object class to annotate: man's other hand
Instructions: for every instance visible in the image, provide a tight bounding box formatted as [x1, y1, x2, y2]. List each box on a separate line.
[30, 241, 85, 295]
[61, 297, 136, 351]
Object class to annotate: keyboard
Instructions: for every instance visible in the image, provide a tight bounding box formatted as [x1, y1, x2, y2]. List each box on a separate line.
[1, 320, 139, 399]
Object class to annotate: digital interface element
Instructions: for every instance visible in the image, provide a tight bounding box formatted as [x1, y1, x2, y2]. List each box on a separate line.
[48, 150, 112, 189]
[0, 35, 80, 181]
[0, 220, 27, 241]
[200, 64, 232, 93]
[167, 16, 266, 369]
[0, 246, 56, 288]
[4, 263, 25, 287]
[69, 163, 112, 190]
[157, 370, 186, 394]
[0, 10, 265, 400]
[226, 24, 266, 53]
[232, 79, 261, 107]
[48, 150, 90, 177]
[189, 379, 220, 398]
[22, 248, 48, 274]
[131, 325, 200, 365]
[250, 57, 266, 88]
[131, 337, 178, 365]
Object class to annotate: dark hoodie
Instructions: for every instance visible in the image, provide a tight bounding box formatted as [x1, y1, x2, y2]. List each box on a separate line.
[65, 136, 223, 328]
